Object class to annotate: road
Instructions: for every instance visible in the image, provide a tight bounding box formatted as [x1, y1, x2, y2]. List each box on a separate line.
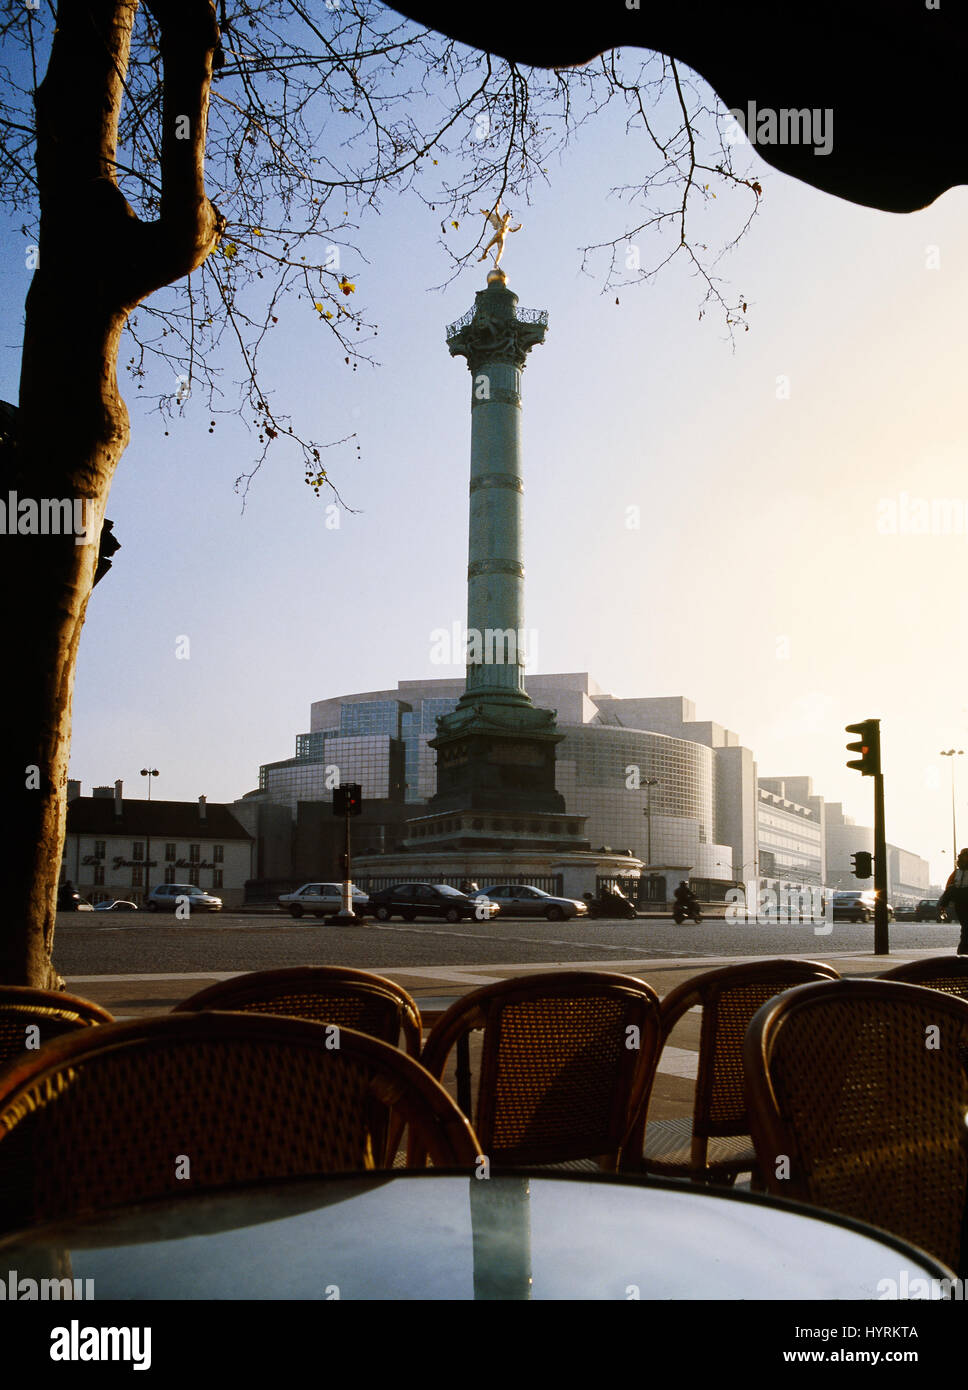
[52, 910, 961, 976]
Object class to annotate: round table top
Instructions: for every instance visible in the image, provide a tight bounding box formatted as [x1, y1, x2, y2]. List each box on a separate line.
[0, 1171, 954, 1300]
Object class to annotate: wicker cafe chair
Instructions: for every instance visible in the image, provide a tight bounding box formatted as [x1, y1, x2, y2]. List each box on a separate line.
[0, 987, 114, 1076]
[411, 971, 662, 1171]
[636, 960, 841, 1186]
[744, 978, 968, 1274]
[173, 966, 422, 1057]
[0, 1012, 480, 1234]
[879, 955, 968, 1001]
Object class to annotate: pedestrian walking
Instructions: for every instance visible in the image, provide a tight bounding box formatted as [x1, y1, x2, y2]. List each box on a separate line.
[939, 848, 968, 954]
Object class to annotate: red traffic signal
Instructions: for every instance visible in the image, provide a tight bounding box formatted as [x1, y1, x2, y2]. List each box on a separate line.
[846, 720, 880, 776]
[333, 783, 362, 817]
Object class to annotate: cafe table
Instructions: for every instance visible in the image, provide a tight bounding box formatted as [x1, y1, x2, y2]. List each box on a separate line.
[0, 1171, 955, 1300]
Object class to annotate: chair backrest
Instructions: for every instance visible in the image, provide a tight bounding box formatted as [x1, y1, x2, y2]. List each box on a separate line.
[0, 987, 113, 1076]
[644, 959, 841, 1162]
[0, 1012, 480, 1233]
[744, 978, 968, 1273]
[173, 966, 422, 1056]
[415, 971, 662, 1169]
[879, 956, 968, 1001]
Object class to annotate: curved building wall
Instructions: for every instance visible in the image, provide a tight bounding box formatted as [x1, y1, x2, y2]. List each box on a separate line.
[261, 679, 736, 879]
[261, 735, 397, 813]
[554, 726, 731, 876]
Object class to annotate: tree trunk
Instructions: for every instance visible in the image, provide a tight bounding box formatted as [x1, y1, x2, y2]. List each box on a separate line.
[1, 0, 222, 986]
[1, 294, 129, 987]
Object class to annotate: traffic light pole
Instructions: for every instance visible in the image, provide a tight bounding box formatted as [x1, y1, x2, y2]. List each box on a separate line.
[331, 782, 364, 924]
[334, 812, 356, 925]
[845, 717, 888, 954]
[873, 769, 889, 955]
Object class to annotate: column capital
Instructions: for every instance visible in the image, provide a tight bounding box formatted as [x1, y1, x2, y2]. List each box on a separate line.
[446, 280, 548, 372]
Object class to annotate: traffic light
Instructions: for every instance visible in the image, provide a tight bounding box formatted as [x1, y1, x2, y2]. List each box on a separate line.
[333, 783, 362, 817]
[851, 850, 873, 878]
[846, 719, 880, 776]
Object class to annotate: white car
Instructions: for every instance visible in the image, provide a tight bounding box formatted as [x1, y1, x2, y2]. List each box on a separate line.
[277, 882, 370, 918]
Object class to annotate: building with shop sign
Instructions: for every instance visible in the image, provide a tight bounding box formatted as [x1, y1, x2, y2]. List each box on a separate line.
[63, 781, 253, 908]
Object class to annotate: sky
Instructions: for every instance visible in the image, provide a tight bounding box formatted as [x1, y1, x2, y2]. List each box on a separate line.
[2, 14, 966, 886]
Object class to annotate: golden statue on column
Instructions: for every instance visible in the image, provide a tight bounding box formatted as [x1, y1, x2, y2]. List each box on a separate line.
[478, 198, 522, 267]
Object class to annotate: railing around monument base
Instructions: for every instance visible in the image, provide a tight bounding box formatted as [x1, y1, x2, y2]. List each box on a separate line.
[246, 874, 568, 902]
[353, 872, 564, 897]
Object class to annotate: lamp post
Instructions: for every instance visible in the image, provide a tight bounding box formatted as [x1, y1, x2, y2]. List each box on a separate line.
[939, 750, 963, 865]
[140, 767, 159, 904]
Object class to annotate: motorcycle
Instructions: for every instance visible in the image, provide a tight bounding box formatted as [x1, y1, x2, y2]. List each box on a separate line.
[582, 885, 638, 919]
[672, 899, 702, 924]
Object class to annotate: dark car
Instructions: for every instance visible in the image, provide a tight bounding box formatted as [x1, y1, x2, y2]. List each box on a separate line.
[914, 899, 949, 922]
[832, 891, 894, 923]
[92, 900, 140, 912]
[831, 890, 876, 923]
[368, 883, 499, 923]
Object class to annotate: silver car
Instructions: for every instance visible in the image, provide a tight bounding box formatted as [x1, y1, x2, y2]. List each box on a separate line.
[474, 884, 588, 922]
[145, 883, 222, 913]
[277, 882, 370, 918]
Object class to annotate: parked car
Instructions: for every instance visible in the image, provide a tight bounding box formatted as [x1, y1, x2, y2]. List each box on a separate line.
[472, 884, 588, 921]
[831, 891, 894, 923]
[914, 899, 949, 922]
[277, 883, 370, 918]
[92, 900, 140, 912]
[368, 883, 499, 923]
[145, 883, 222, 913]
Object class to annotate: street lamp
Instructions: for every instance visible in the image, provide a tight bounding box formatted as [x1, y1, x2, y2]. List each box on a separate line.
[140, 767, 159, 904]
[939, 750, 963, 865]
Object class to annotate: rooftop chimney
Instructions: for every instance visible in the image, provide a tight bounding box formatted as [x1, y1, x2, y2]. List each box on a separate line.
[199, 794, 207, 821]
[114, 779, 123, 817]
[67, 780, 81, 802]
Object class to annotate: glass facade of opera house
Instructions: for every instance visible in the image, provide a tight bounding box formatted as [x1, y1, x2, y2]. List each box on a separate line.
[249, 673, 932, 902]
[255, 674, 748, 891]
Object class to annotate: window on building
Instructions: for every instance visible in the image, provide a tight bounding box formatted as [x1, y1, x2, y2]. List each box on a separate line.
[131, 865, 143, 887]
[213, 844, 224, 863]
[189, 844, 200, 864]
[165, 843, 176, 862]
[132, 842, 144, 861]
[188, 866, 200, 886]
[93, 866, 105, 886]
[164, 866, 176, 884]
[213, 869, 223, 889]
[94, 840, 105, 859]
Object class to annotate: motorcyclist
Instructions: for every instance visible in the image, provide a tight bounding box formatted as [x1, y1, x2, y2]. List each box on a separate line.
[583, 887, 636, 918]
[58, 879, 79, 911]
[673, 881, 700, 920]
